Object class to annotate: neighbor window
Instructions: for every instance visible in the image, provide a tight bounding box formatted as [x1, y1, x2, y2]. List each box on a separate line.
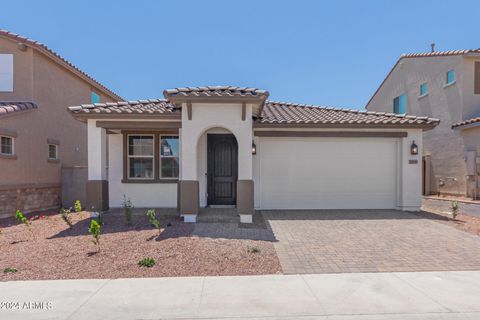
[48, 144, 58, 160]
[475, 62, 480, 94]
[160, 136, 179, 178]
[420, 83, 427, 96]
[128, 135, 154, 179]
[446, 69, 455, 85]
[0, 54, 13, 92]
[0, 136, 14, 155]
[393, 94, 407, 114]
[91, 92, 100, 104]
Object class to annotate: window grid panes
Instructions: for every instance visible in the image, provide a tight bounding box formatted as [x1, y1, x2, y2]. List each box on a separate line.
[0, 136, 13, 155]
[48, 144, 58, 159]
[446, 70, 455, 84]
[420, 83, 427, 96]
[160, 136, 179, 178]
[128, 135, 154, 179]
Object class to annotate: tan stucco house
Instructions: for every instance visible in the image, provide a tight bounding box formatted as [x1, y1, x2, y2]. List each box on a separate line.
[68, 86, 438, 223]
[366, 49, 480, 199]
[0, 30, 121, 217]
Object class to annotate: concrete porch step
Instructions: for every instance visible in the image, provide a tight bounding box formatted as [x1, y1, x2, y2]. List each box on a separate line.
[197, 207, 240, 223]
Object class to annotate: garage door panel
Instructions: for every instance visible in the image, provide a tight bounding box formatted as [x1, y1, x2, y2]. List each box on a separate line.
[258, 137, 397, 209]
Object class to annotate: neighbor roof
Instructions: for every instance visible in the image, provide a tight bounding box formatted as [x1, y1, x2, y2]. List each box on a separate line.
[0, 101, 38, 117]
[452, 117, 480, 129]
[258, 102, 439, 129]
[366, 49, 480, 108]
[163, 86, 269, 100]
[68, 99, 177, 116]
[0, 29, 122, 101]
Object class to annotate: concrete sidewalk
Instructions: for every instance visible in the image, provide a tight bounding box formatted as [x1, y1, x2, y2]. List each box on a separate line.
[1, 271, 480, 320]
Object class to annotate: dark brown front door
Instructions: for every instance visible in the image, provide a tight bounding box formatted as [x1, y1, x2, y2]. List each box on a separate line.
[207, 134, 238, 205]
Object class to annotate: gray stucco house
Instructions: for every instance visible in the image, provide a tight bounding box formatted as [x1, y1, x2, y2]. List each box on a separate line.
[366, 49, 480, 199]
[68, 86, 438, 223]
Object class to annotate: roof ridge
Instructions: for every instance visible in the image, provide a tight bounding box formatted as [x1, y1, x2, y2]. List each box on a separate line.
[0, 29, 123, 101]
[400, 49, 480, 58]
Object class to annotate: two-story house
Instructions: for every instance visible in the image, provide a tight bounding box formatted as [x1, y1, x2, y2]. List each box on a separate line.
[366, 49, 480, 199]
[0, 30, 122, 218]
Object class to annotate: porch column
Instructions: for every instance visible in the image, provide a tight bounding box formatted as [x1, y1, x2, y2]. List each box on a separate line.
[237, 125, 254, 223]
[398, 130, 423, 211]
[86, 119, 109, 211]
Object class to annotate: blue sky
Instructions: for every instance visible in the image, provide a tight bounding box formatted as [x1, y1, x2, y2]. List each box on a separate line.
[1, 0, 479, 109]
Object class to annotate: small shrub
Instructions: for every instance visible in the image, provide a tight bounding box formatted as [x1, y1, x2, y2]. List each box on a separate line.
[3, 267, 17, 274]
[88, 219, 101, 251]
[451, 200, 459, 220]
[138, 257, 156, 268]
[74, 200, 82, 213]
[122, 195, 133, 226]
[60, 207, 73, 228]
[146, 209, 161, 236]
[248, 246, 261, 254]
[15, 210, 35, 240]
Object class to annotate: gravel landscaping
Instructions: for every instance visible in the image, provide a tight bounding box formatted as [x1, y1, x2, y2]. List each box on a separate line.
[0, 210, 281, 281]
[416, 209, 480, 237]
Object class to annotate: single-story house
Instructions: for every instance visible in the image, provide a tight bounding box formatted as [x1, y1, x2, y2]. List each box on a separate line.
[68, 86, 439, 223]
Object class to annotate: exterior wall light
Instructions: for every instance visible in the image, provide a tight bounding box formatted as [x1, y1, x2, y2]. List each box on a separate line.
[252, 141, 257, 155]
[411, 141, 418, 155]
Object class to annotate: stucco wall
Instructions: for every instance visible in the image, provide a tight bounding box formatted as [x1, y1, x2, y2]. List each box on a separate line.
[367, 55, 480, 196]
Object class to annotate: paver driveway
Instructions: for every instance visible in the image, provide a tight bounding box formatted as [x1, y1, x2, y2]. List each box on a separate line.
[262, 210, 480, 274]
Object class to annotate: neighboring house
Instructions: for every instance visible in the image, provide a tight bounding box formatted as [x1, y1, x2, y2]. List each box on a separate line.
[0, 30, 122, 218]
[68, 86, 438, 223]
[366, 49, 480, 199]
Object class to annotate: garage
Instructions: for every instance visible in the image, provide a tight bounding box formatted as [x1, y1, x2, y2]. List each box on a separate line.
[256, 137, 399, 210]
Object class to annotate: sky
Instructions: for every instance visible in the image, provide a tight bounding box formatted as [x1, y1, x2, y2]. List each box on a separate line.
[1, 0, 479, 109]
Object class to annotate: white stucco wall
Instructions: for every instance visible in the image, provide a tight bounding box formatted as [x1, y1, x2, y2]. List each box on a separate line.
[107, 134, 177, 208]
[87, 119, 107, 180]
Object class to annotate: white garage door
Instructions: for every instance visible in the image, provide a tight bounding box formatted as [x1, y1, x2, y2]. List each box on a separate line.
[257, 137, 398, 209]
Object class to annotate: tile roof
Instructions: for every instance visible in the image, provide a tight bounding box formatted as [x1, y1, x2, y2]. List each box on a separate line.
[259, 101, 439, 127]
[0, 102, 38, 117]
[0, 29, 122, 101]
[163, 86, 269, 99]
[68, 99, 177, 115]
[452, 117, 480, 129]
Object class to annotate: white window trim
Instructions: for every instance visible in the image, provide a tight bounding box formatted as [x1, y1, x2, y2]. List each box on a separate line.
[48, 144, 59, 160]
[127, 134, 155, 180]
[444, 80, 457, 89]
[0, 135, 14, 155]
[159, 134, 179, 179]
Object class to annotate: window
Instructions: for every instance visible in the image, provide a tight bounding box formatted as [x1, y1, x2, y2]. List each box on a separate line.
[446, 69, 455, 85]
[0, 136, 14, 155]
[128, 135, 154, 179]
[91, 92, 100, 104]
[420, 83, 427, 96]
[0, 54, 13, 92]
[160, 136, 179, 178]
[475, 62, 480, 94]
[393, 94, 406, 114]
[48, 144, 58, 160]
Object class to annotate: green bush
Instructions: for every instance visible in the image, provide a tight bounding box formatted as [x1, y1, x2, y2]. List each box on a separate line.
[146, 209, 161, 236]
[451, 200, 459, 220]
[15, 210, 35, 240]
[138, 257, 156, 268]
[74, 200, 82, 213]
[248, 246, 261, 254]
[88, 219, 101, 251]
[60, 208, 73, 228]
[3, 267, 17, 274]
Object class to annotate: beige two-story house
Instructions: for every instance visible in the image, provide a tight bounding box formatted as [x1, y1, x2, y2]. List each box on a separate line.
[0, 30, 122, 217]
[366, 49, 480, 199]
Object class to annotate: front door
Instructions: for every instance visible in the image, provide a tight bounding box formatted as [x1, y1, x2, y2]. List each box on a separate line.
[207, 134, 238, 205]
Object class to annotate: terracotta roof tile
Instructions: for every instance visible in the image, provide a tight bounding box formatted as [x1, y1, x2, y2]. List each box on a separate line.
[68, 99, 178, 115]
[259, 101, 439, 127]
[452, 117, 480, 129]
[0, 101, 38, 117]
[0, 29, 122, 101]
[163, 86, 269, 100]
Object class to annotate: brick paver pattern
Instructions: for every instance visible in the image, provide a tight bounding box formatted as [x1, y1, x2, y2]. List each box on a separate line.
[262, 210, 480, 274]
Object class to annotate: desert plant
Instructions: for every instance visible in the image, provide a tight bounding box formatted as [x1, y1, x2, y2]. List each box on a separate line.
[146, 209, 162, 236]
[122, 195, 133, 225]
[248, 246, 261, 254]
[74, 200, 82, 213]
[3, 267, 17, 274]
[60, 207, 73, 228]
[451, 200, 459, 220]
[138, 257, 156, 268]
[88, 219, 101, 251]
[15, 210, 35, 240]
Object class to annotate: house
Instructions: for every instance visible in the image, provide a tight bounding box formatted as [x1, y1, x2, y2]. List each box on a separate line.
[0, 30, 122, 218]
[366, 49, 480, 199]
[68, 86, 438, 222]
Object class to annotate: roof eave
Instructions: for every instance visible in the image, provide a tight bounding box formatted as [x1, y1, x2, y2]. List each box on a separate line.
[253, 122, 439, 131]
[69, 112, 182, 123]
